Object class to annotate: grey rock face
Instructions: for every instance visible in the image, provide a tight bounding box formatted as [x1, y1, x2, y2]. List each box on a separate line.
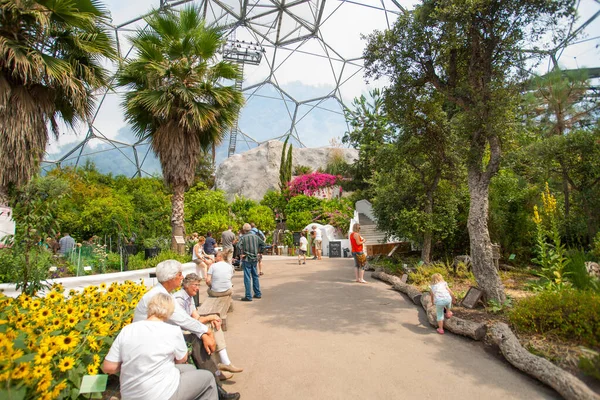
[215, 140, 358, 201]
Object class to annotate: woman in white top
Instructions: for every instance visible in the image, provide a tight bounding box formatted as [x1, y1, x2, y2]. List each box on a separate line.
[102, 293, 217, 400]
[193, 236, 214, 280]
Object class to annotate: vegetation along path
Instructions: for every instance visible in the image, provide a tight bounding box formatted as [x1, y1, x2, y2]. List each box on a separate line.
[219, 256, 559, 400]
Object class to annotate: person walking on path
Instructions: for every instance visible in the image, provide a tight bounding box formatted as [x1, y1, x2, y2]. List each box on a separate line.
[429, 273, 456, 334]
[311, 225, 322, 260]
[298, 231, 308, 265]
[220, 226, 236, 264]
[103, 293, 218, 400]
[350, 224, 367, 283]
[237, 223, 265, 301]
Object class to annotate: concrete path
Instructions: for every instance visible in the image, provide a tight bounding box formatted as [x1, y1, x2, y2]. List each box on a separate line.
[213, 255, 558, 400]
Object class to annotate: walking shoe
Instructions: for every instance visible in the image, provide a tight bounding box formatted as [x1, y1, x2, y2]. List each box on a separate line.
[253, 295, 261, 299]
[437, 328, 444, 334]
[240, 297, 252, 302]
[217, 385, 240, 400]
[302, 262, 306, 264]
[217, 371, 233, 380]
[218, 363, 244, 373]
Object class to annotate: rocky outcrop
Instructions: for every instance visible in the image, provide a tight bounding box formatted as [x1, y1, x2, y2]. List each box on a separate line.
[215, 140, 359, 201]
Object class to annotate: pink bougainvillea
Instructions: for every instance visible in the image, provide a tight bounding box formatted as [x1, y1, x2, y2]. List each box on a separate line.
[288, 172, 340, 196]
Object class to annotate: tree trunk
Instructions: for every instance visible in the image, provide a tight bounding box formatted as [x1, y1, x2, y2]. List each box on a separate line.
[171, 185, 186, 254]
[467, 171, 506, 303]
[0, 185, 8, 207]
[421, 197, 434, 263]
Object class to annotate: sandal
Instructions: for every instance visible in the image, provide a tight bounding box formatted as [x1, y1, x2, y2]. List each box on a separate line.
[437, 328, 444, 335]
[259, 272, 264, 276]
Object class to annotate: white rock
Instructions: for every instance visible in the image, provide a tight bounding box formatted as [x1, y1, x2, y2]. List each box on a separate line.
[215, 140, 358, 201]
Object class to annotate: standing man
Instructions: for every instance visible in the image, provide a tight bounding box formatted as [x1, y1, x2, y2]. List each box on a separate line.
[204, 232, 217, 256]
[58, 232, 76, 255]
[237, 223, 265, 301]
[250, 223, 266, 275]
[220, 226, 236, 264]
[312, 225, 323, 260]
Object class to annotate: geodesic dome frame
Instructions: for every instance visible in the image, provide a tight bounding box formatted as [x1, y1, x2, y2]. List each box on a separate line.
[41, 0, 600, 177]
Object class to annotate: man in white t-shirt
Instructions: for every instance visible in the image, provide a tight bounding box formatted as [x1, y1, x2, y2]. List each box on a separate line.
[133, 260, 240, 400]
[207, 251, 234, 297]
[312, 225, 323, 260]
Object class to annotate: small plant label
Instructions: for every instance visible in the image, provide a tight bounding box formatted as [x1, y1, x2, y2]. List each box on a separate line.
[49, 266, 57, 272]
[417, 260, 424, 266]
[84, 266, 92, 271]
[79, 374, 108, 394]
[174, 235, 186, 244]
[461, 286, 484, 309]
[508, 254, 516, 261]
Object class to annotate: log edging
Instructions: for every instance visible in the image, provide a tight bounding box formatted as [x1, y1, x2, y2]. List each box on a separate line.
[371, 268, 600, 400]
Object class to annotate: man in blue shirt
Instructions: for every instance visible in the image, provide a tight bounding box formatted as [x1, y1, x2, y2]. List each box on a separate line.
[203, 232, 217, 256]
[250, 223, 266, 275]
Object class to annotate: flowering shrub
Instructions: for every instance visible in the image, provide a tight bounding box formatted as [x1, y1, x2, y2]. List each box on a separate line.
[531, 183, 570, 291]
[288, 172, 340, 197]
[0, 281, 147, 399]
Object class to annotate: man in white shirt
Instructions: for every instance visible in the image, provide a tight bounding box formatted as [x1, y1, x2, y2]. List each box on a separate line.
[133, 260, 240, 400]
[312, 225, 323, 260]
[207, 251, 234, 297]
[174, 273, 242, 375]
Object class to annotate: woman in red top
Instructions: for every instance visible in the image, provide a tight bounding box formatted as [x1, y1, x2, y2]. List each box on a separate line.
[350, 223, 367, 283]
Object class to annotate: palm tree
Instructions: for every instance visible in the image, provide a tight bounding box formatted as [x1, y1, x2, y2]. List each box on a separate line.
[0, 0, 115, 205]
[117, 6, 244, 252]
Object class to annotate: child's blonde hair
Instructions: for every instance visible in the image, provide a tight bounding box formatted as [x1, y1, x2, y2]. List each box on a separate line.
[430, 273, 445, 285]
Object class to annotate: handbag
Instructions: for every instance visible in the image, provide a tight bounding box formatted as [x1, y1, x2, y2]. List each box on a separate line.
[356, 253, 367, 267]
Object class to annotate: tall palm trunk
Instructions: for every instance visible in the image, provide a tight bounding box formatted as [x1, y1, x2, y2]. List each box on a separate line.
[171, 184, 186, 253]
[467, 169, 506, 303]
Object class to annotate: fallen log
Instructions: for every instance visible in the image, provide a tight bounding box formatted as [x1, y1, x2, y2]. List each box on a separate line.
[421, 295, 487, 341]
[372, 269, 421, 304]
[488, 323, 600, 400]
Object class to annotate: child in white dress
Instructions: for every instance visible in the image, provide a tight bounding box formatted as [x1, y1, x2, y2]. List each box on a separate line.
[429, 273, 456, 334]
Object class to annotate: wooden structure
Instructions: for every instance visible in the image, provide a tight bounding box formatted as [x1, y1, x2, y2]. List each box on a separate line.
[365, 242, 411, 257]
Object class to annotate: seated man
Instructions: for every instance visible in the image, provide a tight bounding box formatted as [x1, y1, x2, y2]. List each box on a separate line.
[103, 293, 217, 400]
[133, 260, 240, 400]
[174, 273, 242, 374]
[207, 251, 234, 298]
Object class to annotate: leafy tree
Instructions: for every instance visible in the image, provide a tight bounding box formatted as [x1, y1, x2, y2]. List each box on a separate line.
[260, 190, 288, 222]
[364, 0, 575, 302]
[342, 88, 395, 198]
[286, 211, 314, 231]
[279, 136, 293, 191]
[285, 195, 321, 216]
[246, 205, 276, 232]
[4, 177, 69, 294]
[185, 183, 229, 226]
[117, 6, 244, 252]
[0, 0, 115, 205]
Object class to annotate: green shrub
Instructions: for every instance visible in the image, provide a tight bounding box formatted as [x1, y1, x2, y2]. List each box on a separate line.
[286, 211, 313, 231]
[509, 289, 600, 347]
[409, 262, 454, 289]
[566, 249, 599, 292]
[579, 351, 600, 381]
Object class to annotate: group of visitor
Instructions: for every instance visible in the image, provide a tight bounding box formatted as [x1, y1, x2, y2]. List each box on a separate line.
[101, 222, 272, 399]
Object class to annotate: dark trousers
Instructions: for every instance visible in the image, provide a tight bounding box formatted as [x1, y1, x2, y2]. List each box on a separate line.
[185, 334, 219, 376]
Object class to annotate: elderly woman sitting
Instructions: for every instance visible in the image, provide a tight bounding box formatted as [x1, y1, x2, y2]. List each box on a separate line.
[174, 273, 243, 376]
[102, 293, 218, 400]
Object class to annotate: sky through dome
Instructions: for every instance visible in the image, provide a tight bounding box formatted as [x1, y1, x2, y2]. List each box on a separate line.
[42, 0, 600, 177]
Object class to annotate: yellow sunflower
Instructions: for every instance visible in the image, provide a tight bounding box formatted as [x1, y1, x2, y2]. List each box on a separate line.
[58, 355, 75, 372]
[11, 362, 30, 380]
[99, 283, 107, 290]
[32, 364, 47, 379]
[34, 347, 54, 365]
[30, 299, 42, 310]
[59, 333, 79, 351]
[39, 307, 52, 319]
[86, 364, 97, 375]
[93, 354, 101, 365]
[36, 373, 52, 393]
[51, 380, 68, 398]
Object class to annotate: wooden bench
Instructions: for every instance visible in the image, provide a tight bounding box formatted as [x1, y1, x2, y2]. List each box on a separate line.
[197, 295, 233, 331]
